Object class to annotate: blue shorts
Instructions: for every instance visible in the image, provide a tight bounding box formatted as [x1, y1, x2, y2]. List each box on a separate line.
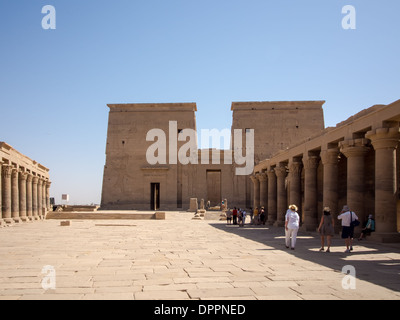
[341, 226, 354, 239]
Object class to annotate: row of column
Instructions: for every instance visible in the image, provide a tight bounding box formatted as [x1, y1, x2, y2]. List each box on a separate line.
[251, 127, 400, 234]
[1, 163, 51, 225]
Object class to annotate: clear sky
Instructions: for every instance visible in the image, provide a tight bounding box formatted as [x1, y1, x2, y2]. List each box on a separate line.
[1, 0, 399, 205]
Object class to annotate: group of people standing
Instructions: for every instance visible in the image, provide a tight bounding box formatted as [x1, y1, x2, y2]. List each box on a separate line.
[285, 204, 375, 253]
[226, 204, 376, 253]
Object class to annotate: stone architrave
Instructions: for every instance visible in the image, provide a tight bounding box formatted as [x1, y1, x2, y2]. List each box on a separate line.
[18, 170, 28, 222]
[321, 147, 340, 232]
[274, 165, 287, 227]
[366, 127, 400, 234]
[340, 139, 370, 223]
[302, 155, 319, 231]
[2, 165, 13, 224]
[266, 169, 277, 225]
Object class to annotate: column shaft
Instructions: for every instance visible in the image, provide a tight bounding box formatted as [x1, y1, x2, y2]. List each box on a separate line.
[258, 173, 267, 209]
[340, 139, 370, 223]
[366, 128, 400, 234]
[19, 171, 28, 222]
[2, 165, 13, 224]
[267, 169, 277, 225]
[26, 174, 33, 220]
[275, 165, 287, 227]
[321, 148, 340, 232]
[302, 155, 319, 231]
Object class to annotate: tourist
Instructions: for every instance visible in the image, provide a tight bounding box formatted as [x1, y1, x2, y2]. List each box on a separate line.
[338, 205, 359, 253]
[260, 207, 266, 225]
[242, 209, 247, 226]
[318, 207, 335, 252]
[358, 214, 375, 240]
[285, 204, 300, 250]
[232, 207, 238, 225]
[253, 207, 259, 225]
[226, 209, 233, 225]
[238, 209, 243, 227]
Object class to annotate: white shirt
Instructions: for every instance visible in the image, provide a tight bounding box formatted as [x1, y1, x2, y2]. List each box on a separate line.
[285, 210, 300, 229]
[338, 211, 359, 227]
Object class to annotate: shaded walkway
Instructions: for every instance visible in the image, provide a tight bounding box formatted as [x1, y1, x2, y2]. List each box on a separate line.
[209, 223, 400, 293]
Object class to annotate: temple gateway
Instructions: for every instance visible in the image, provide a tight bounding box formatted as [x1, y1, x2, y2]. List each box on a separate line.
[100, 99, 400, 242]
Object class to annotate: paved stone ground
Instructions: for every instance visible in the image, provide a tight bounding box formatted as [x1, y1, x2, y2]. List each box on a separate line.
[0, 212, 399, 300]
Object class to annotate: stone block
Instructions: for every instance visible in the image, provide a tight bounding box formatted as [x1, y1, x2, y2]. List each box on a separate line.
[60, 221, 70, 227]
[155, 212, 166, 220]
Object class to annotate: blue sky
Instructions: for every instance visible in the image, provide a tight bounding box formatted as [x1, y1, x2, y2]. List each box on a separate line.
[1, 0, 399, 205]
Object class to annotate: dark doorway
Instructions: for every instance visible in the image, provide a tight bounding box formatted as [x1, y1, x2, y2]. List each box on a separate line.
[150, 183, 160, 210]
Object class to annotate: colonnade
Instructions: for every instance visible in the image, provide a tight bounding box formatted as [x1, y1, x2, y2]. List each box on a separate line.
[1, 163, 51, 225]
[251, 126, 400, 237]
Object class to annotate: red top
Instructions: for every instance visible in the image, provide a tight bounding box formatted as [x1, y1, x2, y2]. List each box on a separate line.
[232, 209, 238, 216]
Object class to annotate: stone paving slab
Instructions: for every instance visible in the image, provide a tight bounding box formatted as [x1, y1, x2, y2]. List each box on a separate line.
[0, 212, 399, 300]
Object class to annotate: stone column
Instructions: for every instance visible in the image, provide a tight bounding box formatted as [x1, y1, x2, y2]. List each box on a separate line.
[11, 168, 21, 223]
[18, 171, 28, 222]
[26, 174, 33, 221]
[42, 180, 47, 217]
[267, 168, 277, 225]
[302, 155, 319, 231]
[2, 165, 13, 224]
[340, 139, 370, 223]
[289, 160, 302, 216]
[250, 175, 260, 209]
[321, 147, 340, 232]
[366, 127, 400, 234]
[32, 176, 39, 220]
[37, 178, 43, 219]
[275, 164, 287, 227]
[0, 161, 3, 226]
[46, 181, 51, 212]
[258, 173, 268, 209]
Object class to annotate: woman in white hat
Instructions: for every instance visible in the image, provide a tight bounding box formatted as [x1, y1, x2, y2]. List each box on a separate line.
[285, 204, 300, 250]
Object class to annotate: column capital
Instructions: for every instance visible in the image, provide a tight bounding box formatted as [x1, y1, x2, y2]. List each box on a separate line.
[18, 170, 28, 181]
[257, 172, 267, 182]
[303, 156, 319, 170]
[46, 180, 52, 188]
[2, 165, 13, 178]
[289, 161, 302, 175]
[339, 138, 370, 157]
[32, 176, 39, 184]
[366, 127, 400, 150]
[250, 174, 259, 183]
[275, 165, 287, 178]
[321, 148, 340, 165]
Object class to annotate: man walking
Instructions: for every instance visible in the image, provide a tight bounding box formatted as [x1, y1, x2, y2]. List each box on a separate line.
[338, 205, 359, 253]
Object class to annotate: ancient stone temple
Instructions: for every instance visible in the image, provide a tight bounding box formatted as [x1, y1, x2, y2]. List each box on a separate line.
[251, 98, 400, 242]
[100, 101, 325, 211]
[0, 142, 51, 226]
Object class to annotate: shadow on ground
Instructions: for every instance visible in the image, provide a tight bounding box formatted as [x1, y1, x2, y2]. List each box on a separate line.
[209, 222, 400, 293]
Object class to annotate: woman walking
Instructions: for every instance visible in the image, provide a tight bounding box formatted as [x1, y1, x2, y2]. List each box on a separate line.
[285, 204, 300, 250]
[318, 207, 335, 252]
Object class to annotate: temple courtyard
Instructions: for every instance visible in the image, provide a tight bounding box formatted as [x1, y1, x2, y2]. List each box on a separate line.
[0, 212, 399, 300]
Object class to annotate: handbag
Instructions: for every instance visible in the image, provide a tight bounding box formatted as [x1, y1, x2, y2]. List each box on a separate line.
[350, 211, 360, 227]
